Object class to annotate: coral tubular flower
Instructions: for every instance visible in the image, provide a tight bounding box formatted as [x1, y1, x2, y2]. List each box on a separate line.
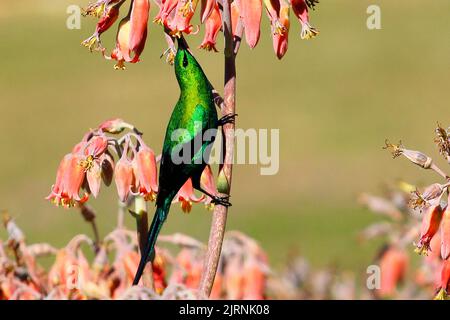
[415, 204, 444, 256]
[167, 0, 199, 37]
[83, 136, 109, 159]
[132, 142, 158, 201]
[152, 251, 168, 294]
[46, 154, 88, 208]
[271, 0, 290, 59]
[435, 259, 450, 300]
[78, 136, 109, 198]
[154, 0, 178, 25]
[173, 178, 204, 213]
[378, 246, 408, 298]
[236, 0, 262, 48]
[242, 257, 266, 300]
[441, 204, 450, 260]
[231, 1, 241, 37]
[200, 0, 216, 23]
[82, 1, 125, 52]
[291, 0, 319, 40]
[108, 0, 150, 69]
[264, 0, 285, 35]
[114, 150, 135, 203]
[199, 1, 222, 52]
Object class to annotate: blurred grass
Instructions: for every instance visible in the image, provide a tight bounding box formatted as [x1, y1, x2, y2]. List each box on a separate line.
[0, 0, 449, 276]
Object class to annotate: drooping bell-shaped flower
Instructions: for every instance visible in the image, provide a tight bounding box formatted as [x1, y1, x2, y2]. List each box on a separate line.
[291, 0, 319, 40]
[268, 0, 290, 59]
[199, 1, 222, 52]
[378, 246, 408, 298]
[235, 0, 262, 48]
[114, 148, 135, 203]
[46, 153, 88, 208]
[173, 178, 204, 213]
[167, 0, 199, 37]
[108, 0, 151, 69]
[415, 204, 444, 256]
[82, 0, 126, 51]
[441, 204, 450, 260]
[79, 135, 109, 198]
[434, 259, 450, 300]
[231, 1, 241, 37]
[154, 0, 178, 25]
[132, 142, 158, 201]
[200, 0, 216, 23]
[242, 256, 266, 300]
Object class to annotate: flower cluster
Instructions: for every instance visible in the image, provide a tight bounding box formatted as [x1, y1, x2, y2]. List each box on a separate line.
[0, 212, 271, 300]
[81, 0, 320, 68]
[46, 119, 218, 213]
[365, 124, 450, 299]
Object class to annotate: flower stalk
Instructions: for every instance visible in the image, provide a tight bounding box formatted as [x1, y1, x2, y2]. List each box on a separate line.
[199, 0, 240, 298]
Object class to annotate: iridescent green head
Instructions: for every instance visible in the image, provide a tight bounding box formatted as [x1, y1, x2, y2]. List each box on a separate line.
[174, 38, 210, 91]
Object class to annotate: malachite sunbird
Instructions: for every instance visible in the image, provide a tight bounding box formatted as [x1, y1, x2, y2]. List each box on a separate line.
[133, 37, 235, 285]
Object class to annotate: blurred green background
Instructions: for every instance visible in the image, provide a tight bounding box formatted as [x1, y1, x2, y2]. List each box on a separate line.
[1, 0, 450, 279]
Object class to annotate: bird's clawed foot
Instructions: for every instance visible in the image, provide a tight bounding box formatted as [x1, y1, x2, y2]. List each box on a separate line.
[211, 195, 232, 207]
[218, 113, 238, 126]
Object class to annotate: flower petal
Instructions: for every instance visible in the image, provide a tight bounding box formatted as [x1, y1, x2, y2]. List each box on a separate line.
[236, 0, 262, 48]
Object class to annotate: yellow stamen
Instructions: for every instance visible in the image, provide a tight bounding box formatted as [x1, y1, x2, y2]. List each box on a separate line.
[414, 244, 429, 256]
[434, 288, 449, 300]
[79, 155, 95, 171]
[180, 0, 194, 17]
[383, 139, 403, 159]
[82, 2, 106, 18]
[273, 20, 287, 36]
[82, 35, 103, 52]
[114, 60, 126, 70]
[144, 191, 157, 202]
[301, 22, 319, 40]
[169, 29, 183, 38]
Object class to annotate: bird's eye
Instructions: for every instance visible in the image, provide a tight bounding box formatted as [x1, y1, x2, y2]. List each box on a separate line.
[182, 52, 189, 68]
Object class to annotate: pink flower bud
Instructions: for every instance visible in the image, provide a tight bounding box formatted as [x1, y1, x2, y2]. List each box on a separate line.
[98, 118, 134, 134]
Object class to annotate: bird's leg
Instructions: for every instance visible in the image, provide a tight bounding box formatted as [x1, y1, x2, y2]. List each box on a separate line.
[192, 177, 232, 207]
[218, 113, 238, 126]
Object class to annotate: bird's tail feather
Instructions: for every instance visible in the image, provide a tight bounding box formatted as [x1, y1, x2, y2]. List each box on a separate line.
[132, 204, 168, 285]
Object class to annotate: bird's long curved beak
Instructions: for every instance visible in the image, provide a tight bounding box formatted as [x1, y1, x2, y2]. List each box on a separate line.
[177, 35, 189, 51]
